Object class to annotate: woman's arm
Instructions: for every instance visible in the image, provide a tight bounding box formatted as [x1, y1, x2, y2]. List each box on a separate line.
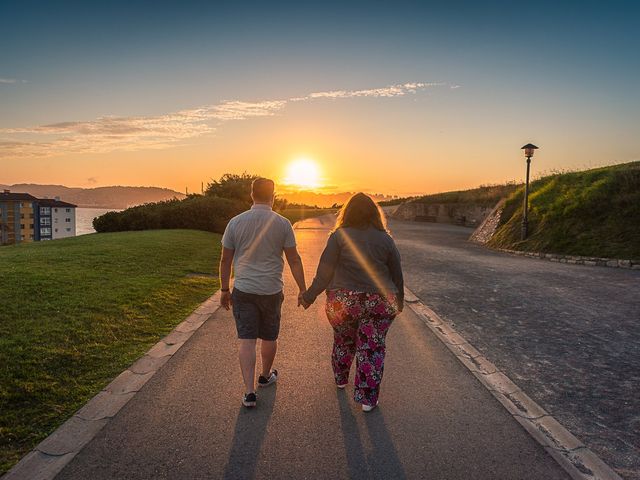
[302, 232, 340, 305]
[388, 239, 404, 311]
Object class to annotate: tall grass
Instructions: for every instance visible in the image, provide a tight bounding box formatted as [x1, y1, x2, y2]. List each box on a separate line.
[412, 183, 520, 208]
[488, 162, 640, 260]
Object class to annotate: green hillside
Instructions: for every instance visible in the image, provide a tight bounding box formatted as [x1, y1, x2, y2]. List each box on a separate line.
[0, 230, 220, 474]
[412, 183, 519, 207]
[488, 161, 640, 260]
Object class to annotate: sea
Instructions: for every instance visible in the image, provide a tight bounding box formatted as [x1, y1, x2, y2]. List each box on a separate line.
[76, 208, 122, 236]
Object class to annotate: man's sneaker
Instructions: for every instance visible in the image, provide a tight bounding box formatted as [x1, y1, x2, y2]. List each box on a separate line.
[362, 402, 378, 412]
[337, 383, 348, 389]
[258, 369, 278, 387]
[243, 392, 257, 408]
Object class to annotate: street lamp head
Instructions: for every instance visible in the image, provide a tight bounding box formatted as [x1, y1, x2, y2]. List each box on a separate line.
[521, 143, 539, 158]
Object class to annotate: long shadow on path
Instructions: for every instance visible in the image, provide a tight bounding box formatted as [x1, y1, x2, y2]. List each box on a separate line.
[337, 390, 407, 480]
[223, 386, 277, 480]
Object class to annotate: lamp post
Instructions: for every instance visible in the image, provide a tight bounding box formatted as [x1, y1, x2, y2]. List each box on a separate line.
[520, 143, 538, 240]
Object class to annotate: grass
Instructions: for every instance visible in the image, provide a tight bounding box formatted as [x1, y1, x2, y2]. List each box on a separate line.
[411, 183, 520, 208]
[279, 207, 337, 224]
[0, 230, 221, 474]
[488, 161, 640, 260]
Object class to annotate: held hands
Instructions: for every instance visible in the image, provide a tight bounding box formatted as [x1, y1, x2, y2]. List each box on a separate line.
[298, 290, 311, 310]
[220, 290, 232, 310]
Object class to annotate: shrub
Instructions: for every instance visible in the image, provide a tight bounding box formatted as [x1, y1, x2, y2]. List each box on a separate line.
[94, 196, 245, 234]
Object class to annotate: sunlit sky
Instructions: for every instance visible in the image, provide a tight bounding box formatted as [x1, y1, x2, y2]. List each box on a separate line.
[1, 1, 638, 196]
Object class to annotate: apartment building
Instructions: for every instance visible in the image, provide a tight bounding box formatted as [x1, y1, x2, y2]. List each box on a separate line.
[0, 191, 39, 245]
[0, 190, 77, 245]
[39, 198, 77, 240]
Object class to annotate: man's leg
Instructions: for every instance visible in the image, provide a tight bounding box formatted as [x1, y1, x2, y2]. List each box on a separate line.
[257, 291, 283, 378]
[239, 339, 257, 393]
[260, 340, 278, 377]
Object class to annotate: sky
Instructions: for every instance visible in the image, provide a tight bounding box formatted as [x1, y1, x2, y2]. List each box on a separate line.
[1, 0, 638, 196]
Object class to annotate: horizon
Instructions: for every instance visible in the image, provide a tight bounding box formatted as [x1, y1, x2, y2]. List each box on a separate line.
[1, 1, 639, 195]
[3, 158, 638, 201]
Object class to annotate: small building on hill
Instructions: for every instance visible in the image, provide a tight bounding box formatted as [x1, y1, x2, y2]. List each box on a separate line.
[38, 198, 77, 240]
[0, 190, 77, 245]
[0, 191, 39, 245]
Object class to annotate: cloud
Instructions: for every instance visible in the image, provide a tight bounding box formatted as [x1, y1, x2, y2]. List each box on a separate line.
[0, 82, 456, 159]
[293, 82, 448, 101]
[0, 77, 27, 84]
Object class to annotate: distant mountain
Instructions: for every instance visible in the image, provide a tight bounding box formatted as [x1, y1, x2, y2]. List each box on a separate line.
[0, 184, 185, 209]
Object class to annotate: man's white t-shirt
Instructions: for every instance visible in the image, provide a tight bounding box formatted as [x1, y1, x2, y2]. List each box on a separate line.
[221, 204, 296, 295]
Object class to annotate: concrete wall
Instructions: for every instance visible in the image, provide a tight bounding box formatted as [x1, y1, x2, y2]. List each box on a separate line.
[391, 201, 496, 227]
[52, 206, 76, 239]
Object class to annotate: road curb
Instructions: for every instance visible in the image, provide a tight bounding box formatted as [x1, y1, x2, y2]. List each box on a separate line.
[2, 291, 222, 480]
[495, 249, 640, 270]
[404, 287, 622, 480]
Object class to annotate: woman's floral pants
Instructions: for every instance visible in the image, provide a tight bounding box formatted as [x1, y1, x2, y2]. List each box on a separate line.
[325, 289, 398, 406]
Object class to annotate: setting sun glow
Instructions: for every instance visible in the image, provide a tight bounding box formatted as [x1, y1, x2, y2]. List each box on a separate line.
[283, 158, 322, 189]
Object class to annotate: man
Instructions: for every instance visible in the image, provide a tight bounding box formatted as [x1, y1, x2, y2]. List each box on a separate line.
[219, 178, 307, 407]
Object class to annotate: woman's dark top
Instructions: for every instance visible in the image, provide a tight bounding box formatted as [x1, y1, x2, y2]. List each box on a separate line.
[302, 226, 404, 308]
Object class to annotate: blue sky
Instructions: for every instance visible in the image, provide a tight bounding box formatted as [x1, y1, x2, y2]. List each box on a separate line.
[1, 0, 638, 193]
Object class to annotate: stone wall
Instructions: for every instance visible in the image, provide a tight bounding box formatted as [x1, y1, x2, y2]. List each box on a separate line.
[391, 201, 495, 227]
[499, 249, 640, 269]
[469, 199, 505, 244]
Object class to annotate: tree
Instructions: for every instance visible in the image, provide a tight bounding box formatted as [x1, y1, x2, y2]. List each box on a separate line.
[205, 173, 258, 204]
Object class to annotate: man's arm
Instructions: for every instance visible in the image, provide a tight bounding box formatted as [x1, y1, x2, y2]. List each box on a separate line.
[219, 247, 235, 310]
[284, 246, 306, 305]
[301, 232, 339, 306]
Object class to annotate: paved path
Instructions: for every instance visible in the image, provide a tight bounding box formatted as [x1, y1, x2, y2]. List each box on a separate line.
[390, 219, 640, 480]
[56, 216, 568, 479]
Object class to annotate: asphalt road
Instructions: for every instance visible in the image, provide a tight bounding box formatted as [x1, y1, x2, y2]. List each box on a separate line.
[390, 219, 640, 480]
[55, 216, 568, 480]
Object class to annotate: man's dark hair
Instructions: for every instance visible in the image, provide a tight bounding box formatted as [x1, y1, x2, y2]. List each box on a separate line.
[251, 177, 275, 202]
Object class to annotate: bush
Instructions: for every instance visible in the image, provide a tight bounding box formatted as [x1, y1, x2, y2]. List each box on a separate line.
[205, 173, 257, 203]
[93, 172, 311, 234]
[94, 196, 245, 234]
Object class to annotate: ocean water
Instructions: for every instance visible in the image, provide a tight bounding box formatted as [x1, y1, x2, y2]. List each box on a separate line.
[76, 208, 121, 235]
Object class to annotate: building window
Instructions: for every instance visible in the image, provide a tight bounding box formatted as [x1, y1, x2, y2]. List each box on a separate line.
[29, 224, 34, 229]
[20, 224, 25, 229]
[54, 208, 58, 213]
[55, 228, 58, 233]
[65, 218, 71, 223]
[29, 234, 34, 240]
[40, 217, 51, 226]
[29, 213, 34, 219]
[40, 227, 51, 236]
[40, 207, 51, 215]
[66, 228, 71, 232]
[21, 214, 25, 219]
[66, 208, 71, 213]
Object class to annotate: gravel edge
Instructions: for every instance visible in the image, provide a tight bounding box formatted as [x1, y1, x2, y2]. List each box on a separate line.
[404, 287, 623, 480]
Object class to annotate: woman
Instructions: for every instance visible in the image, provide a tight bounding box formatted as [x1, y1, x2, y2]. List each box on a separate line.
[302, 193, 404, 412]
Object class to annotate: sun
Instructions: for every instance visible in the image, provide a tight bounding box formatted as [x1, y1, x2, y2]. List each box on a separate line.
[283, 158, 321, 189]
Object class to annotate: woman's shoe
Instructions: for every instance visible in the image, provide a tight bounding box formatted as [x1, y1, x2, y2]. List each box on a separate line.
[362, 402, 378, 412]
